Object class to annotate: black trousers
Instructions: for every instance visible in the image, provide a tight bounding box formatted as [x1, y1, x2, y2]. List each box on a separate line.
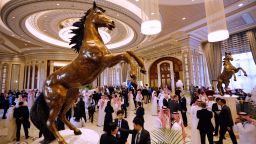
[133, 99, 137, 108]
[2, 107, 8, 119]
[181, 111, 187, 127]
[82, 114, 87, 123]
[89, 111, 94, 123]
[66, 109, 72, 121]
[121, 105, 127, 118]
[199, 130, 213, 144]
[218, 126, 237, 144]
[214, 115, 219, 135]
[16, 120, 29, 141]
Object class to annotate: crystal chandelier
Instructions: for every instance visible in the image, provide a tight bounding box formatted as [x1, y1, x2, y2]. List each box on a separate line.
[204, 0, 229, 42]
[140, 0, 162, 35]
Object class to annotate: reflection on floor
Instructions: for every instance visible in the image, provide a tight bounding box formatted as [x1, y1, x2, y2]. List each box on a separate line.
[0, 101, 238, 144]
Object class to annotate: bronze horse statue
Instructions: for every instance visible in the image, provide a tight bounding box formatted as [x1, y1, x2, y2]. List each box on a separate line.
[30, 2, 145, 144]
[217, 52, 247, 96]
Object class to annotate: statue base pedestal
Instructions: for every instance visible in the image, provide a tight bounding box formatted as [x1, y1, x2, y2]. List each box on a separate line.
[32, 128, 100, 144]
[213, 94, 238, 121]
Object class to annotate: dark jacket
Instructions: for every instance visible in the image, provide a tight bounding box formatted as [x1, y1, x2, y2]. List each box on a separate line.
[136, 107, 144, 118]
[100, 133, 118, 144]
[135, 106, 145, 123]
[131, 129, 151, 144]
[115, 119, 129, 144]
[168, 99, 179, 113]
[179, 97, 187, 111]
[219, 105, 234, 127]
[163, 98, 169, 108]
[104, 102, 114, 132]
[197, 108, 214, 132]
[141, 89, 149, 96]
[119, 128, 151, 144]
[212, 103, 220, 117]
[14, 105, 29, 122]
[74, 99, 86, 118]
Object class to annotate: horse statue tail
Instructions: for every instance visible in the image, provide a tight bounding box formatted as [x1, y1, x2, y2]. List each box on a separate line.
[30, 93, 55, 143]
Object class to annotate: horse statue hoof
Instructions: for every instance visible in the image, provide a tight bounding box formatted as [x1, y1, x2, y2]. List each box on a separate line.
[140, 69, 146, 74]
[59, 141, 67, 144]
[74, 130, 82, 135]
[234, 79, 237, 81]
[244, 73, 247, 77]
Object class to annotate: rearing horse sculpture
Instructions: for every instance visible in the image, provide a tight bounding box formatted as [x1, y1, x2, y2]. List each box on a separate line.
[217, 52, 247, 96]
[30, 3, 145, 144]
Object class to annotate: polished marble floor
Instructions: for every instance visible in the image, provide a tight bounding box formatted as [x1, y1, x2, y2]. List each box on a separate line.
[0, 98, 239, 144]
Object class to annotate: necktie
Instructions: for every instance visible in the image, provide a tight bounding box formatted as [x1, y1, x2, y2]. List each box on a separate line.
[119, 120, 121, 127]
[135, 132, 140, 144]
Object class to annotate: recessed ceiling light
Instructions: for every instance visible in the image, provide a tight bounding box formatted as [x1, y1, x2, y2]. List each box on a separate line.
[182, 17, 186, 20]
[151, 12, 155, 15]
[135, 0, 139, 2]
[12, 16, 15, 19]
[43, 29, 47, 31]
[56, 3, 60, 6]
[192, 0, 195, 1]
[238, 3, 243, 7]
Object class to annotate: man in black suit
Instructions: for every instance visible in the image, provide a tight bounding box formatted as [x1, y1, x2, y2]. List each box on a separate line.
[217, 99, 237, 144]
[75, 97, 87, 123]
[212, 97, 221, 136]
[179, 94, 187, 127]
[100, 122, 118, 144]
[115, 110, 129, 144]
[168, 95, 179, 119]
[131, 117, 151, 144]
[119, 117, 150, 144]
[163, 92, 169, 108]
[197, 102, 214, 144]
[135, 102, 145, 124]
[14, 102, 29, 141]
[141, 87, 149, 104]
[2, 95, 9, 119]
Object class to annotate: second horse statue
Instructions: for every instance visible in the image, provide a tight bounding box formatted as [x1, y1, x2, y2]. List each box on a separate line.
[30, 2, 146, 144]
[217, 52, 247, 96]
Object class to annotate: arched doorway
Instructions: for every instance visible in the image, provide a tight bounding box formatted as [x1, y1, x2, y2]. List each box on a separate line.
[160, 62, 171, 88]
[149, 57, 183, 91]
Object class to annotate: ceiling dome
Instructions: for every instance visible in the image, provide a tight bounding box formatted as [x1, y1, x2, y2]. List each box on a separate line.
[0, 0, 148, 51]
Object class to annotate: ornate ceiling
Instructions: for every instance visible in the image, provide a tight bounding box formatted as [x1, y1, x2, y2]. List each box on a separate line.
[0, 0, 255, 57]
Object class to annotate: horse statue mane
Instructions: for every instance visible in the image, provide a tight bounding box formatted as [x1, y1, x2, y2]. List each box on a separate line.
[69, 2, 106, 53]
[30, 2, 146, 144]
[217, 52, 247, 96]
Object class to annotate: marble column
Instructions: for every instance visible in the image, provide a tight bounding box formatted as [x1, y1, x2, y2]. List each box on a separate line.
[26, 63, 31, 90]
[31, 62, 35, 89]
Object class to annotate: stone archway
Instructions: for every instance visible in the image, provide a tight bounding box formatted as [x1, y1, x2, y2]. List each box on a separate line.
[149, 57, 183, 90]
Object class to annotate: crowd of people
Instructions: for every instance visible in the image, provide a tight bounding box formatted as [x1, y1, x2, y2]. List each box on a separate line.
[0, 89, 39, 142]
[1, 84, 256, 144]
[188, 87, 256, 144]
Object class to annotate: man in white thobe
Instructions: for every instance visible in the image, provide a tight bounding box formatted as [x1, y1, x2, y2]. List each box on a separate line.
[190, 100, 202, 144]
[158, 92, 164, 110]
[207, 96, 215, 111]
[97, 94, 108, 126]
[234, 112, 256, 144]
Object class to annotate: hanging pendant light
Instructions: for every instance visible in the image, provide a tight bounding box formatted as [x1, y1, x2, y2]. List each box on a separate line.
[204, 0, 229, 42]
[140, 0, 162, 35]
